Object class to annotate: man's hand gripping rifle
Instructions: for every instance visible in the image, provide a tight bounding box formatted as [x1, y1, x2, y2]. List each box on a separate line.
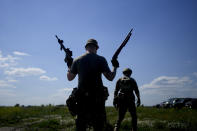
[111, 29, 133, 67]
[55, 35, 73, 68]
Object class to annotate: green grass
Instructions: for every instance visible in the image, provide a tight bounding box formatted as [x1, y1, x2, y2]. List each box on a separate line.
[0, 106, 197, 131]
[106, 107, 197, 131]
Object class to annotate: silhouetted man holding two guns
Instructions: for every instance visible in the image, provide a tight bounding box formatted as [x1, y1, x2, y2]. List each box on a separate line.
[56, 29, 132, 131]
[67, 39, 118, 131]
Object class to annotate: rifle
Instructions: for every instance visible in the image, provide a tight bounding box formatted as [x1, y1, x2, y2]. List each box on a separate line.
[55, 35, 73, 67]
[112, 29, 133, 61]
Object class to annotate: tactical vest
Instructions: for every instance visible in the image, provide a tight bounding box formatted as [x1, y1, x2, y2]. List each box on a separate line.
[118, 77, 135, 100]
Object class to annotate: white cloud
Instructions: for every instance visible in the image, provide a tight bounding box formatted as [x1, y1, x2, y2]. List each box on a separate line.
[7, 79, 18, 82]
[0, 80, 16, 88]
[140, 75, 197, 105]
[40, 75, 58, 81]
[0, 88, 17, 106]
[141, 76, 192, 89]
[0, 51, 19, 68]
[5, 67, 46, 77]
[193, 72, 197, 78]
[13, 51, 29, 56]
[19, 88, 73, 105]
[64, 88, 73, 91]
[0, 88, 16, 97]
[51, 88, 73, 98]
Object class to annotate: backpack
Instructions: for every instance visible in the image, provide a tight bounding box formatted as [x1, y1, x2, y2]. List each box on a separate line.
[118, 77, 135, 101]
[119, 77, 132, 93]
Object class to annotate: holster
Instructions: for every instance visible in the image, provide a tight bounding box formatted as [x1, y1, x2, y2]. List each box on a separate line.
[66, 86, 109, 117]
[102, 86, 109, 101]
[114, 92, 127, 108]
[66, 87, 79, 116]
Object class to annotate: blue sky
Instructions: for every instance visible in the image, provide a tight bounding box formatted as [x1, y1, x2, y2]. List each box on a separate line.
[0, 0, 197, 106]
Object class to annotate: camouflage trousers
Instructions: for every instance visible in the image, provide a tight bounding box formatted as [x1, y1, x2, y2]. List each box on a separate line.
[75, 95, 106, 131]
[115, 102, 137, 131]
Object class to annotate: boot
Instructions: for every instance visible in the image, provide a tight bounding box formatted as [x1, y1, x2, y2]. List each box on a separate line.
[114, 124, 119, 131]
[114, 126, 118, 131]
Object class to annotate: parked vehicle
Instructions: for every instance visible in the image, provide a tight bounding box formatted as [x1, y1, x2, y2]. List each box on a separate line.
[156, 101, 166, 108]
[155, 98, 197, 109]
[172, 98, 191, 108]
[185, 99, 197, 109]
[155, 98, 177, 108]
[164, 98, 177, 108]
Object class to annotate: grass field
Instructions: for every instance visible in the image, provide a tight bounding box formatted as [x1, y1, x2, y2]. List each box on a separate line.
[0, 105, 197, 131]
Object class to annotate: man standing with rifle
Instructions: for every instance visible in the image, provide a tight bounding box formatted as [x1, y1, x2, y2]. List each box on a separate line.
[56, 29, 132, 131]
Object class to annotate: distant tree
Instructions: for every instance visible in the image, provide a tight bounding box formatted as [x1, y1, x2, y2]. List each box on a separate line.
[27, 105, 32, 108]
[56, 104, 65, 107]
[14, 104, 20, 107]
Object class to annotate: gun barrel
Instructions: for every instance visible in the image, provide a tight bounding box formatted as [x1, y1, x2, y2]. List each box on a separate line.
[112, 28, 133, 60]
[129, 28, 133, 34]
[55, 35, 59, 40]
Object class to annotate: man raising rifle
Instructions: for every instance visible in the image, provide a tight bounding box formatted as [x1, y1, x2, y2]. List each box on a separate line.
[56, 29, 132, 130]
[67, 39, 118, 131]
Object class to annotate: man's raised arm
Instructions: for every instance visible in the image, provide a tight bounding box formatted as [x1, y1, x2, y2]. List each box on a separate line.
[103, 67, 117, 81]
[67, 69, 76, 81]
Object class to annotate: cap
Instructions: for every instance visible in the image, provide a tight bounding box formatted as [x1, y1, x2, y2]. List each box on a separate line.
[85, 39, 99, 49]
[123, 68, 132, 75]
